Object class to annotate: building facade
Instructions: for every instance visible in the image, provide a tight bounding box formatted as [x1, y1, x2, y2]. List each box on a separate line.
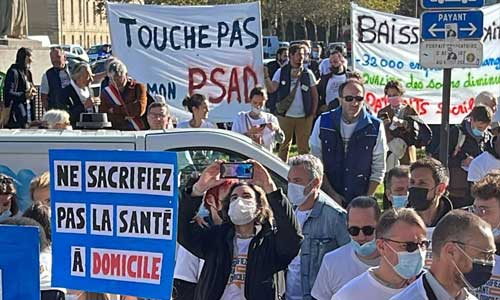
[27, 0, 142, 48]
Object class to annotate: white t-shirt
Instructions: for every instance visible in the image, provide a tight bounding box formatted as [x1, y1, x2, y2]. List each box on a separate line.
[272, 68, 317, 118]
[40, 68, 71, 95]
[319, 59, 331, 76]
[474, 254, 500, 299]
[231, 111, 280, 151]
[467, 151, 500, 182]
[40, 249, 52, 290]
[311, 243, 373, 300]
[220, 237, 252, 300]
[391, 272, 477, 300]
[325, 73, 347, 105]
[70, 80, 90, 103]
[332, 269, 404, 300]
[173, 245, 204, 283]
[177, 119, 217, 129]
[286, 209, 311, 300]
[340, 119, 358, 152]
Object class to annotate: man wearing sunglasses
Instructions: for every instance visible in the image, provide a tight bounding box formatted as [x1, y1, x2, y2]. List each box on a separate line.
[310, 79, 388, 207]
[333, 208, 427, 300]
[392, 210, 495, 300]
[311, 196, 381, 300]
[470, 171, 500, 299]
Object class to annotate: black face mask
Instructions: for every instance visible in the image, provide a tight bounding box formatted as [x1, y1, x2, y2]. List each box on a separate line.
[462, 260, 494, 288]
[407, 187, 433, 211]
[455, 244, 494, 289]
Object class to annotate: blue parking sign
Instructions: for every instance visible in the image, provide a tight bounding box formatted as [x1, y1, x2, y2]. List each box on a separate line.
[421, 10, 484, 40]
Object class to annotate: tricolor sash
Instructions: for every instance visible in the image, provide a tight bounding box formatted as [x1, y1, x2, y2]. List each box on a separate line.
[103, 84, 146, 130]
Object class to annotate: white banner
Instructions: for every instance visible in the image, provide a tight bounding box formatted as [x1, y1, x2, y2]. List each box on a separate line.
[352, 3, 500, 124]
[107, 2, 263, 123]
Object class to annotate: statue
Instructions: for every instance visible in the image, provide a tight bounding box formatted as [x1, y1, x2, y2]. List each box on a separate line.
[0, 0, 28, 39]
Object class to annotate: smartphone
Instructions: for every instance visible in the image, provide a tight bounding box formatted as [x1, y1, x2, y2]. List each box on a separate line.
[220, 163, 254, 179]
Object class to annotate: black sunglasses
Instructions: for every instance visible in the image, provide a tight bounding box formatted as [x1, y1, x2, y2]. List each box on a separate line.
[348, 226, 375, 236]
[344, 96, 364, 102]
[384, 238, 431, 253]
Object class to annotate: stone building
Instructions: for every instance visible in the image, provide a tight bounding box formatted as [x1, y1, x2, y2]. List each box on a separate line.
[27, 0, 142, 48]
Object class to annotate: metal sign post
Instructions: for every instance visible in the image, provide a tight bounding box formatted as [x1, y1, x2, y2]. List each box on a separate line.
[440, 69, 452, 166]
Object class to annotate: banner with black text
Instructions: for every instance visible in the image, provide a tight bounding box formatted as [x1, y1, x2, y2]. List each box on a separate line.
[108, 2, 263, 123]
[352, 3, 500, 124]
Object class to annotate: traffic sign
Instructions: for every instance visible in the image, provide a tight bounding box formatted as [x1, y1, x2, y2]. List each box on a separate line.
[420, 40, 483, 68]
[421, 10, 484, 40]
[421, 0, 484, 9]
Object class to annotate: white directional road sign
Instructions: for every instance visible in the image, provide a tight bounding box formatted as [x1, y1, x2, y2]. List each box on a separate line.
[420, 40, 483, 68]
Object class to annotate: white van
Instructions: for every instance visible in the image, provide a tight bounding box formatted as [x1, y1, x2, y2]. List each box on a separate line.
[0, 128, 344, 212]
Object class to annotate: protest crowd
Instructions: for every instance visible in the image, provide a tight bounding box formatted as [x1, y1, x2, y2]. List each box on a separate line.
[1, 34, 500, 300]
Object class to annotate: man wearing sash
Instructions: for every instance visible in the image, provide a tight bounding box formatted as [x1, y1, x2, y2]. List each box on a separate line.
[100, 60, 147, 130]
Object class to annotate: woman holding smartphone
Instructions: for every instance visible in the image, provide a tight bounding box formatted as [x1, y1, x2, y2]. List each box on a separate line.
[231, 87, 284, 151]
[178, 160, 302, 300]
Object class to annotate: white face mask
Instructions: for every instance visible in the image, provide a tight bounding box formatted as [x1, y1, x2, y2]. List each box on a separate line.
[251, 106, 262, 115]
[0, 209, 12, 222]
[228, 197, 258, 225]
[287, 182, 313, 206]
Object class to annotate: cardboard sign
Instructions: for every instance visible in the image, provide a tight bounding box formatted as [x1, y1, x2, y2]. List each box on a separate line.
[50, 149, 178, 299]
[0, 225, 40, 300]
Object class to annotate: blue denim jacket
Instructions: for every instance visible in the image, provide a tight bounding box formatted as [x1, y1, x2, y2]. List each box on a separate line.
[299, 195, 350, 300]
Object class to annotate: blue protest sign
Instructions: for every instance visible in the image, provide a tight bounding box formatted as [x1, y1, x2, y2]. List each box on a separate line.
[421, 10, 484, 40]
[0, 225, 40, 300]
[421, 0, 484, 9]
[50, 149, 178, 299]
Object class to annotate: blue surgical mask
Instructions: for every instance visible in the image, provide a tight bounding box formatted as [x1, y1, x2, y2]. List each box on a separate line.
[0, 209, 12, 222]
[392, 195, 408, 209]
[385, 242, 425, 279]
[493, 226, 500, 239]
[351, 238, 377, 257]
[472, 127, 484, 137]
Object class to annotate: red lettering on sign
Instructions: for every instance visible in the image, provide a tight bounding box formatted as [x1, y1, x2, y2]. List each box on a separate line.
[227, 68, 241, 103]
[110, 253, 121, 276]
[93, 252, 101, 275]
[243, 66, 257, 103]
[151, 257, 161, 280]
[127, 255, 137, 278]
[188, 68, 207, 96]
[188, 66, 259, 104]
[92, 250, 163, 282]
[210, 67, 226, 103]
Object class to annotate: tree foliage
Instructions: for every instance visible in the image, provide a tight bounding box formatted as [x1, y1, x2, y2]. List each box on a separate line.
[96, 0, 402, 41]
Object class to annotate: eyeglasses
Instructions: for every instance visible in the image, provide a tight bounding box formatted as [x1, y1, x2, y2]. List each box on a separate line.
[451, 240, 496, 262]
[348, 226, 375, 236]
[383, 238, 431, 252]
[344, 96, 364, 102]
